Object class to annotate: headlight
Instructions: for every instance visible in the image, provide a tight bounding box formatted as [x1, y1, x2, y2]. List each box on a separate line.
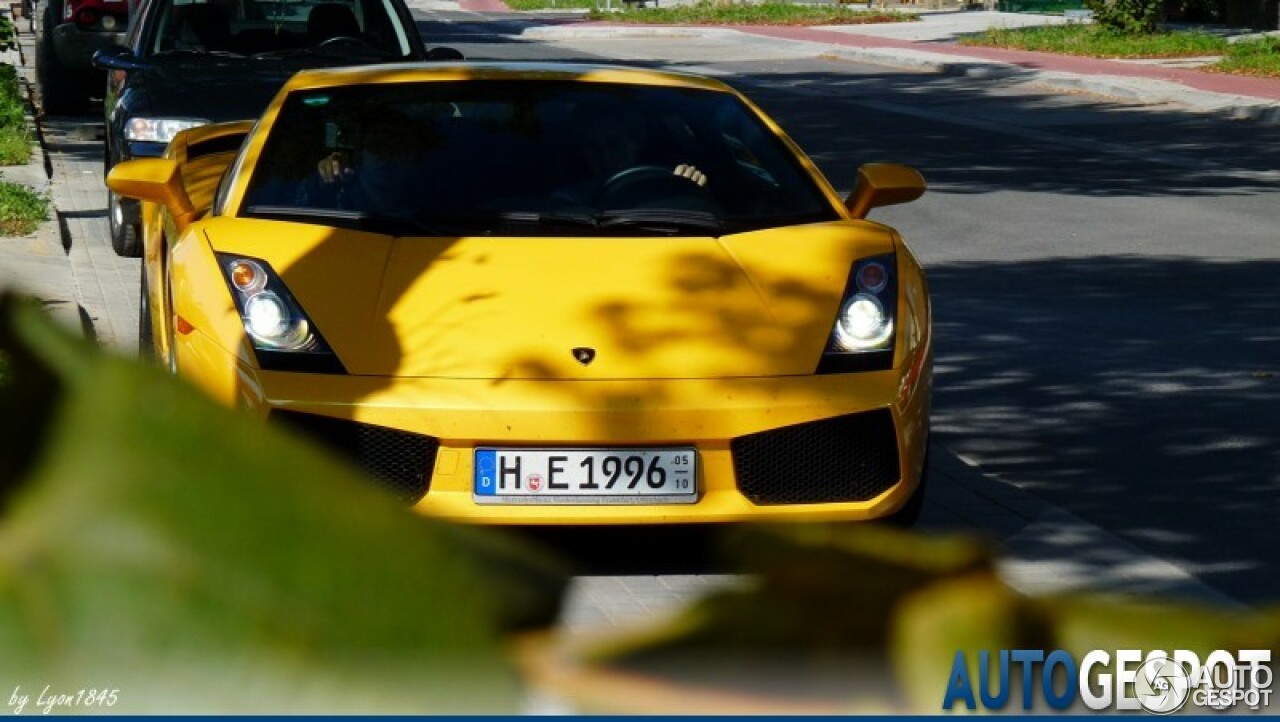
[834, 293, 893, 351]
[216, 254, 345, 374]
[818, 254, 897, 374]
[244, 292, 312, 348]
[124, 117, 210, 143]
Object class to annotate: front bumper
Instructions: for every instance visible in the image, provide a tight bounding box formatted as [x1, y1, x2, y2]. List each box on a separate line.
[122, 140, 167, 160]
[176, 329, 931, 524]
[51, 24, 125, 68]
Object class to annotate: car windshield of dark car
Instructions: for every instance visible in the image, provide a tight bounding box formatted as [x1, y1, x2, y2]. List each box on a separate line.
[148, 0, 412, 59]
[238, 81, 842, 237]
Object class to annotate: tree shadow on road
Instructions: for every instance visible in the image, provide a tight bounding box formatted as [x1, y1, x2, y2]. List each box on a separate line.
[924, 254, 1280, 604]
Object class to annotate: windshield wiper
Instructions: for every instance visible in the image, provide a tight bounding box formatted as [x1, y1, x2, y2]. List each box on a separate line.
[596, 209, 726, 236]
[153, 48, 244, 58]
[493, 211, 599, 230]
[251, 47, 314, 59]
[252, 44, 395, 60]
[245, 205, 452, 237]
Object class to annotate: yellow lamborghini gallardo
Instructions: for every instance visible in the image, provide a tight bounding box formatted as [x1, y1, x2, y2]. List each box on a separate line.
[108, 62, 932, 525]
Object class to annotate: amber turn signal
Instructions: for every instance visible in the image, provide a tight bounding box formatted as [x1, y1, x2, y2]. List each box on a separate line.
[230, 262, 258, 291]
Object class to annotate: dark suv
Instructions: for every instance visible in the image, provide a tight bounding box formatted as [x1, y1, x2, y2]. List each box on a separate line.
[93, 0, 453, 256]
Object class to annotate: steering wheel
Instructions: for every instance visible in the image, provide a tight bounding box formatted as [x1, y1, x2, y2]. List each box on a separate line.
[314, 35, 374, 52]
[594, 164, 706, 207]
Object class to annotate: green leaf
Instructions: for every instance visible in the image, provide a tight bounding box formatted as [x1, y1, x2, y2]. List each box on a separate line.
[0, 294, 569, 713]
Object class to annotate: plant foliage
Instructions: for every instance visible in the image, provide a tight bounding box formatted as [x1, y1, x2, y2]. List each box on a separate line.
[1085, 0, 1162, 33]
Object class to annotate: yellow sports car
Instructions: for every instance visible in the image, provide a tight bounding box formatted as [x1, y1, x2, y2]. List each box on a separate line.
[108, 62, 932, 525]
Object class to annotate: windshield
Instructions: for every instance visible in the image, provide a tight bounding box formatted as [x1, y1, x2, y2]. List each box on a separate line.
[147, 0, 412, 58]
[238, 80, 841, 237]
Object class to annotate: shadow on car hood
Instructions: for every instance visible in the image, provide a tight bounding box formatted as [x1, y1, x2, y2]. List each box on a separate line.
[202, 219, 898, 380]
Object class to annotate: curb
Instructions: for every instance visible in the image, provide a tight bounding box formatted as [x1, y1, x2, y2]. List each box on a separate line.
[925, 440, 1244, 609]
[520, 24, 1280, 127]
[0, 16, 83, 336]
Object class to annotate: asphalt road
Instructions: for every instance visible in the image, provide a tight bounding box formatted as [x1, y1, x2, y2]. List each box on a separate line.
[408, 9, 1280, 605]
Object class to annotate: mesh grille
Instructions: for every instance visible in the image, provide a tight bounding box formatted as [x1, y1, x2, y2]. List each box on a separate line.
[272, 411, 437, 503]
[731, 409, 900, 505]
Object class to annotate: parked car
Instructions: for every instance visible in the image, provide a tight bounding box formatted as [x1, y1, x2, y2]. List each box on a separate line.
[106, 63, 933, 526]
[33, 0, 132, 113]
[92, 0, 450, 257]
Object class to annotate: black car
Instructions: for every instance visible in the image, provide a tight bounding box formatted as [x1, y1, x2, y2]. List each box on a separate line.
[94, 0, 453, 256]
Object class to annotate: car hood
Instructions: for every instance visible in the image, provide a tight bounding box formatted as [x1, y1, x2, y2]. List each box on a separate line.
[125, 57, 363, 121]
[202, 219, 897, 380]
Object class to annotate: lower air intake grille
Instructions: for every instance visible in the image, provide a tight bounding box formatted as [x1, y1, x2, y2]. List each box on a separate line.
[731, 409, 900, 505]
[272, 410, 437, 503]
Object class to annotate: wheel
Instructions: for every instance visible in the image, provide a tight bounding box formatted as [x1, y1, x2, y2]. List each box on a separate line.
[34, 0, 90, 114]
[137, 268, 154, 360]
[597, 164, 675, 198]
[109, 189, 142, 257]
[594, 164, 708, 208]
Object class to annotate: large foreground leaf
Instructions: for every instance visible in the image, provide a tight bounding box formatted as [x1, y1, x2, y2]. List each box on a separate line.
[0, 295, 568, 713]
[526, 523, 1278, 713]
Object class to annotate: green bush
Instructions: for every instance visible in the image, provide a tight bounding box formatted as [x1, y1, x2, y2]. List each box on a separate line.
[0, 64, 29, 165]
[1085, 0, 1162, 33]
[0, 65, 24, 131]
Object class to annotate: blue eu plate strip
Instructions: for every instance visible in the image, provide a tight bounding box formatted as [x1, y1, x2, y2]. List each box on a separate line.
[473, 449, 496, 496]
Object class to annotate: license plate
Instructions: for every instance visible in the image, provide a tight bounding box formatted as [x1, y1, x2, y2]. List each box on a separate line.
[473, 448, 697, 505]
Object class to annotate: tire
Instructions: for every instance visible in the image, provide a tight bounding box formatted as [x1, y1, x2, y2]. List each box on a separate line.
[34, 0, 90, 115]
[109, 189, 142, 257]
[137, 268, 154, 360]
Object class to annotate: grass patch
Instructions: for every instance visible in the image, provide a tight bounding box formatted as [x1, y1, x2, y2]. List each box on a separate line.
[958, 23, 1227, 58]
[506, 0, 596, 9]
[0, 181, 49, 236]
[1212, 37, 1280, 77]
[585, 1, 916, 25]
[506, 0, 594, 10]
[0, 65, 31, 166]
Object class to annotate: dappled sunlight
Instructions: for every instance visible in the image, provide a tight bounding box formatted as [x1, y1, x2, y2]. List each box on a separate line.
[996, 507, 1252, 605]
[927, 254, 1280, 604]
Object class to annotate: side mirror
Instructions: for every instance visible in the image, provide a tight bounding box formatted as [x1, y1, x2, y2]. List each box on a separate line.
[425, 46, 464, 61]
[107, 158, 195, 224]
[92, 46, 150, 72]
[844, 163, 926, 220]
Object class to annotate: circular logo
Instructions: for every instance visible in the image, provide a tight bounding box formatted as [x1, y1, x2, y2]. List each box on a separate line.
[1136, 657, 1192, 715]
[527, 474, 543, 492]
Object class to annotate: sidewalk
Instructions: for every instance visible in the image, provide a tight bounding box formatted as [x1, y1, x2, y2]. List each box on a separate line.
[0, 37, 81, 335]
[0, 23, 140, 347]
[501, 8, 1280, 124]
